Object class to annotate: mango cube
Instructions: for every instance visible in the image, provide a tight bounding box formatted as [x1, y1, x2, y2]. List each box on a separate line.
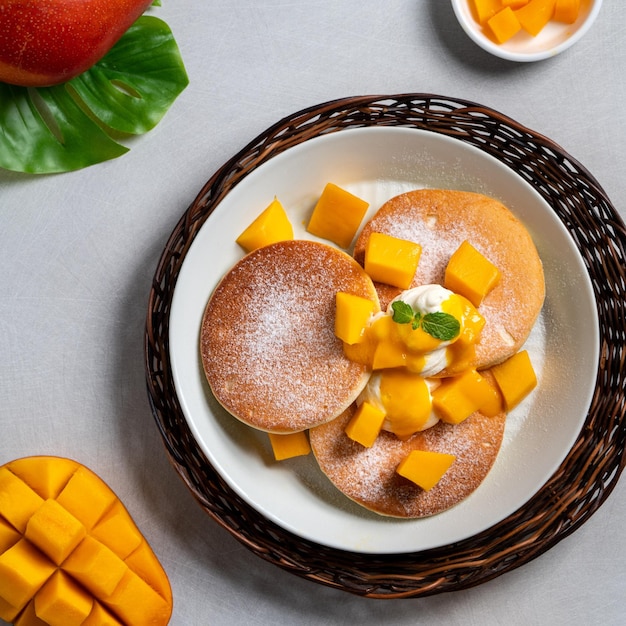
[14, 600, 57, 625]
[502, 0, 530, 8]
[34, 571, 93, 626]
[364, 232, 422, 289]
[91, 504, 142, 560]
[432, 374, 480, 425]
[471, 0, 502, 24]
[444, 240, 501, 307]
[432, 368, 502, 424]
[491, 349, 537, 411]
[553, 0, 579, 23]
[465, 372, 503, 417]
[56, 467, 116, 530]
[0, 539, 55, 609]
[25, 499, 86, 565]
[0, 517, 20, 554]
[345, 402, 386, 448]
[82, 602, 124, 626]
[268, 431, 311, 461]
[124, 541, 172, 601]
[487, 7, 522, 43]
[396, 450, 456, 491]
[62, 536, 128, 597]
[8, 456, 78, 500]
[346, 314, 397, 369]
[0, 596, 21, 622]
[236, 197, 294, 253]
[104, 570, 172, 626]
[334, 291, 376, 345]
[515, 0, 557, 36]
[306, 183, 369, 248]
[0, 468, 44, 533]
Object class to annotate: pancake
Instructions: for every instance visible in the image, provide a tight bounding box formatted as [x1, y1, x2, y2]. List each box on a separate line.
[200, 240, 380, 433]
[353, 189, 545, 371]
[309, 379, 506, 518]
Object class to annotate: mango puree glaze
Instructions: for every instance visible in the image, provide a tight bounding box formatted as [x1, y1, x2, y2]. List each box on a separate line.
[200, 185, 544, 518]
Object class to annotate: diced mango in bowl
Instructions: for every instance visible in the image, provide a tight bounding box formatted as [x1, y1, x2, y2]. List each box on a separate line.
[472, 0, 502, 23]
[471, 0, 580, 43]
[0, 456, 172, 626]
[488, 6, 523, 42]
[236, 197, 294, 253]
[364, 232, 422, 290]
[502, 0, 530, 8]
[516, 0, 557, 36]
[553, 0, 580, 23]
[306, 183, 369, 249]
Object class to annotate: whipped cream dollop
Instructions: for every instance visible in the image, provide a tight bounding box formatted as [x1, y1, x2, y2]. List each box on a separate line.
[388, 284, 456, 377]
[355, 284, 460, 434]
[396, 283, 454, 315]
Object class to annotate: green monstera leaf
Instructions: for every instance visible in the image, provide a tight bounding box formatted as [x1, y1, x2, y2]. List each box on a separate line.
[0, 14, 188, 174]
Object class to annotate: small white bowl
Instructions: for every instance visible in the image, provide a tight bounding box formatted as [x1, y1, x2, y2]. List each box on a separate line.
[451, 0, 602, 62]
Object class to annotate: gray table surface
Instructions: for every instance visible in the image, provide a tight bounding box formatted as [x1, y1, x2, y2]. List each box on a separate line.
[2, 2, 625, 624]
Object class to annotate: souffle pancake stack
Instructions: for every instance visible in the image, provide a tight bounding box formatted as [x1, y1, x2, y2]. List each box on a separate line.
[200, 187, 545, 518]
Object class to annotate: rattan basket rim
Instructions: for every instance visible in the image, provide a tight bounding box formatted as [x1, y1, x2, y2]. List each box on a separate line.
[145, 94, 626, 598]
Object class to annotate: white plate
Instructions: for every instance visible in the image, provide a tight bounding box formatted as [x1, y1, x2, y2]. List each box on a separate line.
[169, 127, 598, 554]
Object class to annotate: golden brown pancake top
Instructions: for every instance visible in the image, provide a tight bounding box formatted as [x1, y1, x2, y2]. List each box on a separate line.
[309, 390, 506, 518]
[353, 189, 545, 371]
[200, 240, 380, 433]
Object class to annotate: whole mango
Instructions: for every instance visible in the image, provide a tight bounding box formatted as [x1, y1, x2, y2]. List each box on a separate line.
[0, 0, 154, 87]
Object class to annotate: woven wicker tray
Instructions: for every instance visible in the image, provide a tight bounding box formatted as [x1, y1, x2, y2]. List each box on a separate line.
[144, 94, 626, 598]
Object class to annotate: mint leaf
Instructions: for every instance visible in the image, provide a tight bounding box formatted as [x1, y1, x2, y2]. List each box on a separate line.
[422, 312, 460, 341]
[392, 301, 460, 341]
[391, 301, 416, 325]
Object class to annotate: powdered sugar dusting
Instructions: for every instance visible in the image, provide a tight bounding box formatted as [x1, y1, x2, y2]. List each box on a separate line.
[310, 404, 506, 518]
[353, 190, 545, 369]
[201, 241, 377, 432]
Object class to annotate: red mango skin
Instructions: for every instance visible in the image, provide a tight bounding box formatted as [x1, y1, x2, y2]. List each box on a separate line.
[0, 0, 155, 87]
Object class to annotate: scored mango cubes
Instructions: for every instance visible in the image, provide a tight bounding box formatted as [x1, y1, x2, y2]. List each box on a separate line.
[236, 197, 294, 253]
[364, 232, 422, 290]
[306, 183, 369, 249]
[396, 450, 456, 492]
[444, 240, 501, 307]
[0, 456, 172, 626]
